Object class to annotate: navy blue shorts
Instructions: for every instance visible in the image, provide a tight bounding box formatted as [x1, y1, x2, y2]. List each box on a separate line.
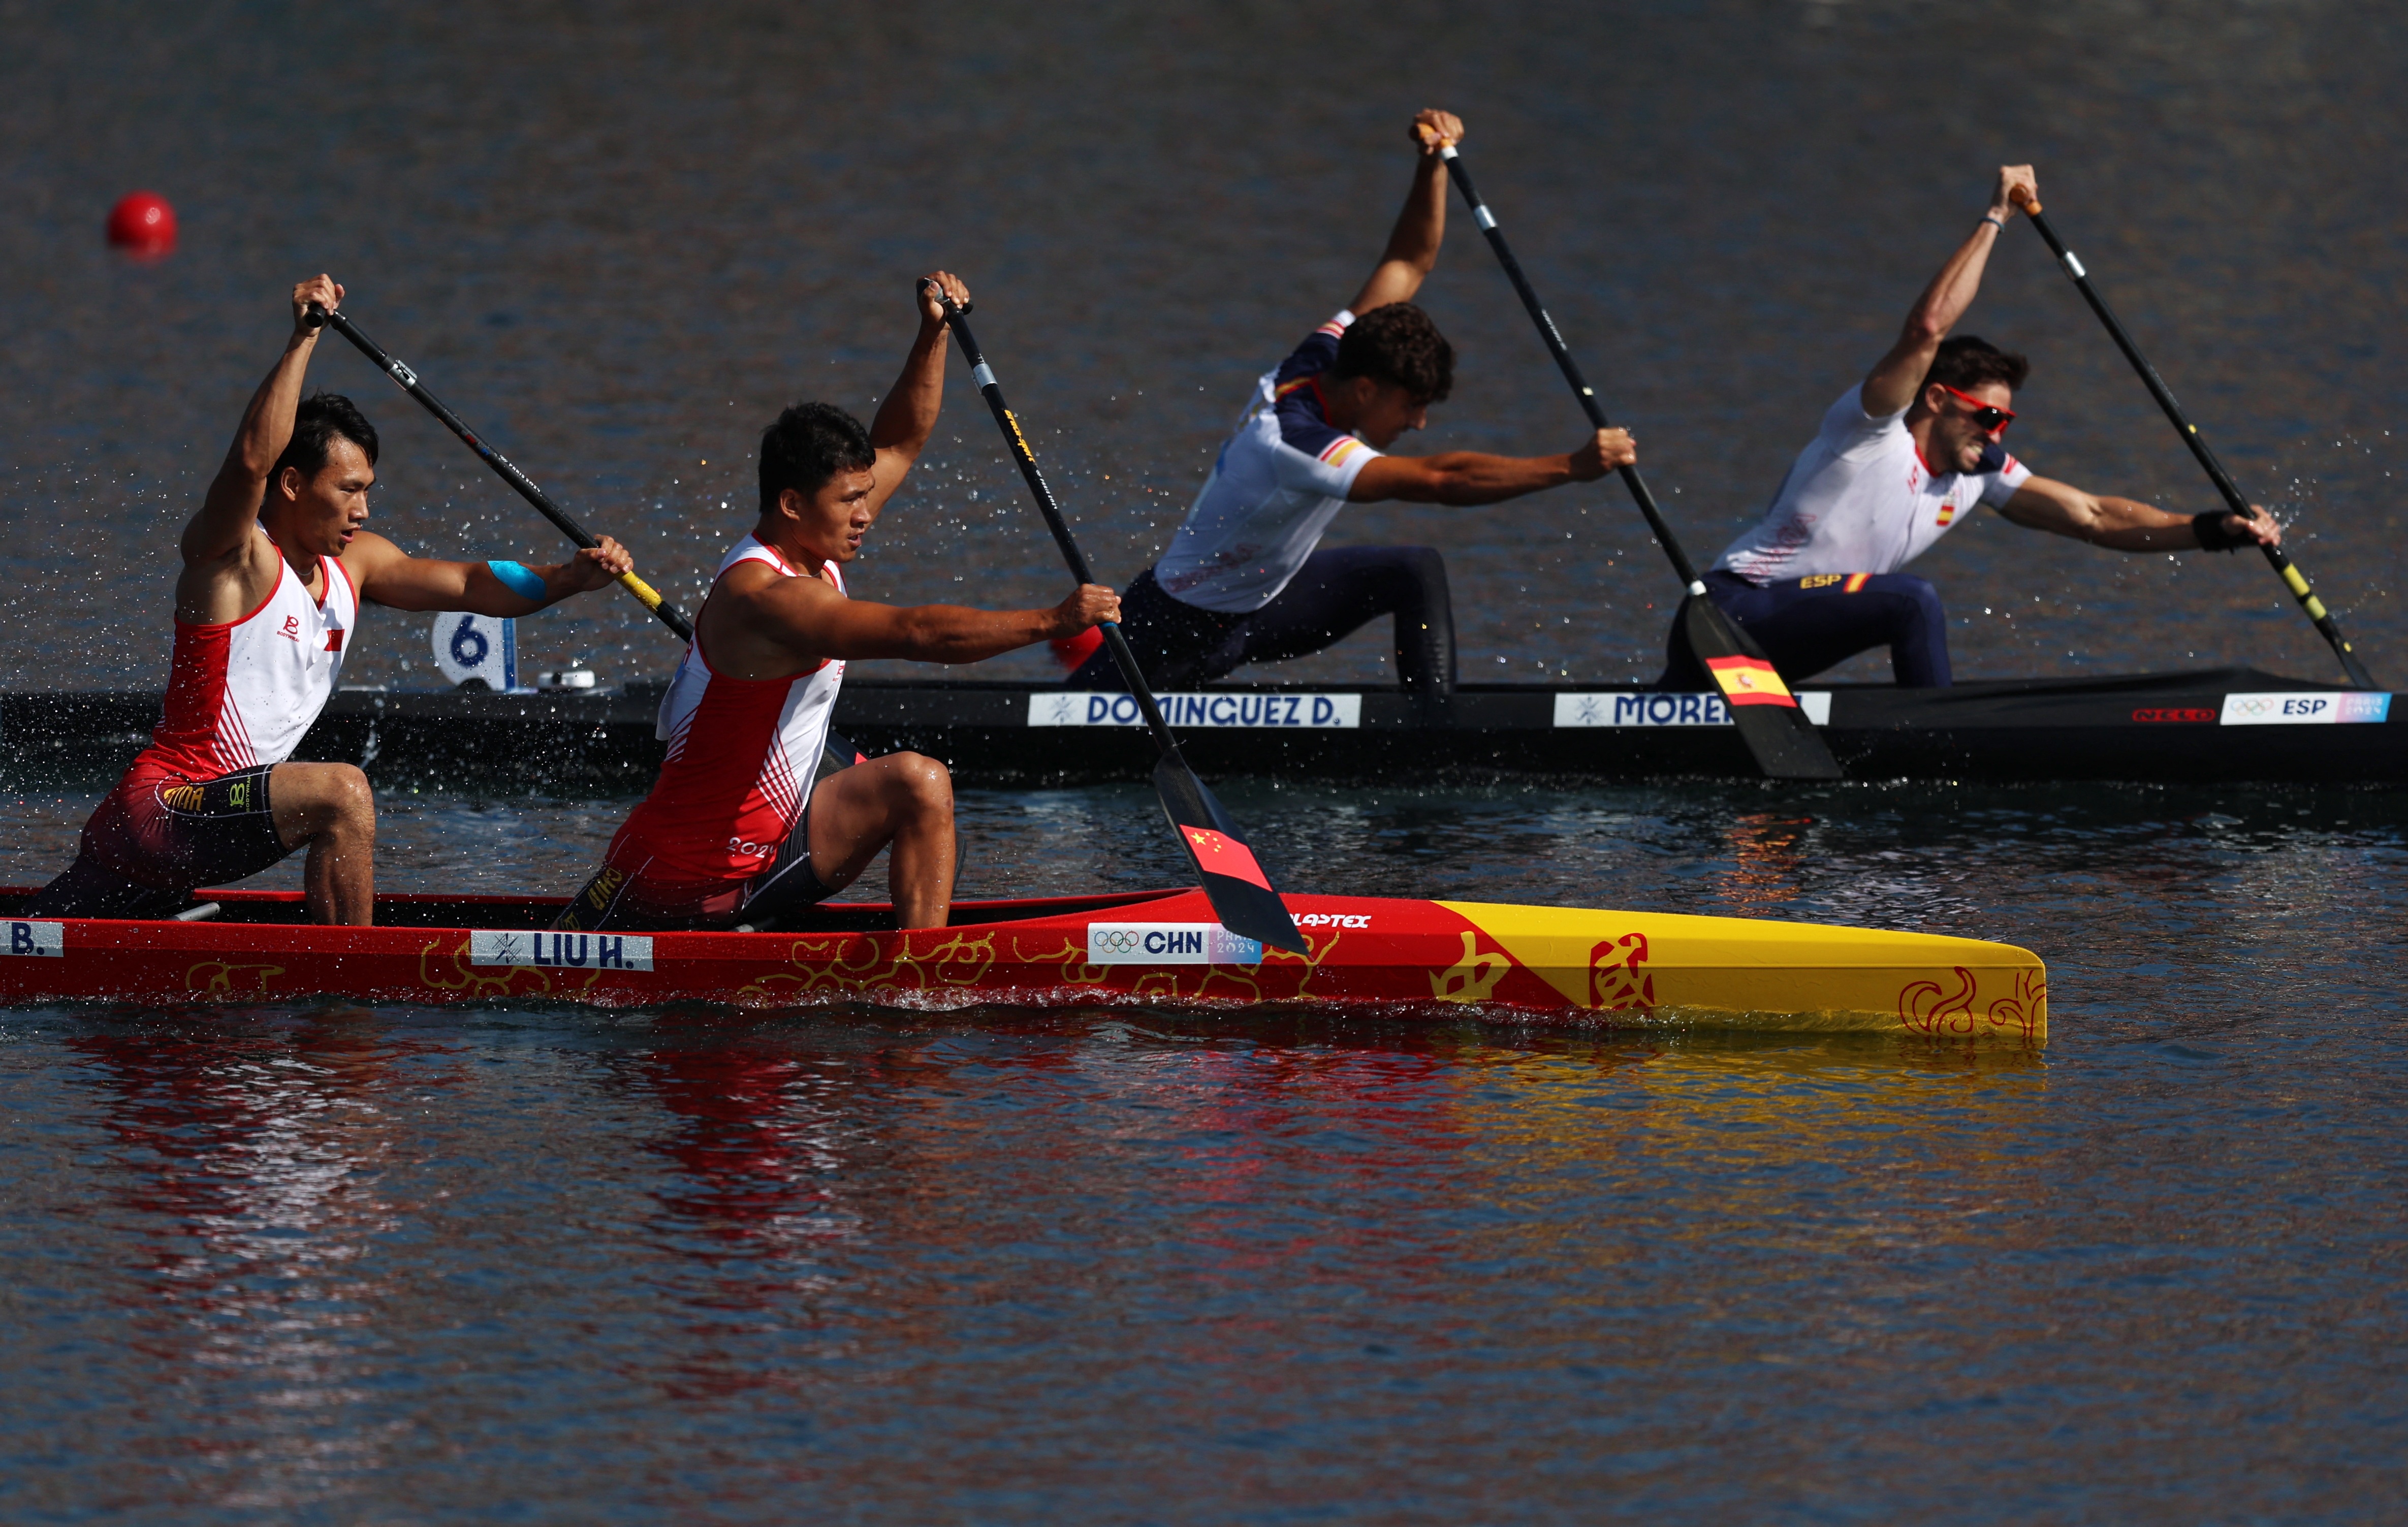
[1067, 546, 1456, 693]
[1660, 569, 1952, 689]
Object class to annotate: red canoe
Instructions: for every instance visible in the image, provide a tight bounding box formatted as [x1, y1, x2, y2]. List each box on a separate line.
[0, 886, 2047, 1040]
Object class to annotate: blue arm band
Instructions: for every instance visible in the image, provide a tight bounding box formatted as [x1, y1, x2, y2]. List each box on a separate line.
[487, 559, 549, 601]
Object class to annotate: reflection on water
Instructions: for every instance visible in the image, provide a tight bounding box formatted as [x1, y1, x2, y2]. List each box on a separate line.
[3, 974, 2397, 1520]
[55, 1012, 453, 1516]
[614, 1034, 869, 1404]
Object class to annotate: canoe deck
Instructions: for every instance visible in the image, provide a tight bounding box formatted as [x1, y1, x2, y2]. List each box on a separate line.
[3, 665, 2390, 788]
[0, 886, 2047, 1041]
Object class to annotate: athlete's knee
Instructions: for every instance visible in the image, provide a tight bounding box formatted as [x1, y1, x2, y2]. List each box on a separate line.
[884, 752, 953, 817]
[1396, 546, 1449, 587]
[321, 765, 376, 830]
[281, 763, 376, 840]
[1898, 576, 1945, 625]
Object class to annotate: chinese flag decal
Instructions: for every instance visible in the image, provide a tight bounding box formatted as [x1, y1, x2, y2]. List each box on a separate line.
[1704, 655, 1798, 708]
[1183, 826, 1271, 889]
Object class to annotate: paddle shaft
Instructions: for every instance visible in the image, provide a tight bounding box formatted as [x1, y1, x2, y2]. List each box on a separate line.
[931, 295, 1190, 762]
[928, 287, 1305, 951]
[1437, 147, 1843, 780]
[305, 302, 692, 642]
[1436, 148, 1705, 592]
[2011, 200, 2375, 689]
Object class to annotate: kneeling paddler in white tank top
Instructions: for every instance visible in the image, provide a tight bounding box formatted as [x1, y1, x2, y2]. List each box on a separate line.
[28, 274, 639, 925]
[555, 270, 1122, 936]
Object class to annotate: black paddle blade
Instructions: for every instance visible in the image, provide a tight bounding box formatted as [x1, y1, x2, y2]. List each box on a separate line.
[1150, 757, 1307, 954]
[1682, 597, 1846, 781]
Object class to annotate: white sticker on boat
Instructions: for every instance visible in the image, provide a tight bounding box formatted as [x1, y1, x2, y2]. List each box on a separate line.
[4, 920, 63, 957]
[1086, 922, 1263, 966]
[1030, 692, 1360, 728]
[1553, 691, 1831, 727]
[470, 930, 653, 971]
[2219, 692, 2391, 726]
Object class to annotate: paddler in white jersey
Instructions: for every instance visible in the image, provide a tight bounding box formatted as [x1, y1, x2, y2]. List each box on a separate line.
[1660, 164, 2282, 691]
[29, 274, 637, 925]
[553, 272, 1119, 934]
[1064, 108, 1636, 702]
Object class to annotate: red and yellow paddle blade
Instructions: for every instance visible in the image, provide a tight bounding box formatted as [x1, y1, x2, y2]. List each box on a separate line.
[1684, 598, 1844, 780]
[1704, 654, 1797, 708]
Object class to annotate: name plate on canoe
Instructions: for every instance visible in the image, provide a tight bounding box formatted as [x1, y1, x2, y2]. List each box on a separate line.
[2220, 692, 2392, 725]
[1030, 692, 1361, 729]
[470, 930, 654, 971]
[1086, 922, 1263, 966]
[1553, 691, 1832, 727]
[4, 920, 63, 957]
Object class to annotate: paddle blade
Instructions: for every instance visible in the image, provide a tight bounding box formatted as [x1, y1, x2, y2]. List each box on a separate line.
[1683, 597, 1846, 781]
[1150, 757, 1307, 954]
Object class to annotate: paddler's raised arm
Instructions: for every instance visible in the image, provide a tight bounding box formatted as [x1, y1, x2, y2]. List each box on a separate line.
[1860, 165, 2037, 418]
[183, 274, 343, 569]
[1346, 109, 1463, 317]
[861, 270, 971, 517]
[338, 532, 639, 615]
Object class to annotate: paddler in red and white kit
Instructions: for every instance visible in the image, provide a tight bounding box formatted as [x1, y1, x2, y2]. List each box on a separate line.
[553, 272, 1119, 935]
[29, 275, 637, 925]
[1659, 164, 2282, 691]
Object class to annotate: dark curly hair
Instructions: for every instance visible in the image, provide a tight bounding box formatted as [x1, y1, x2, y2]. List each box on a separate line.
[270, 392, 379, 484]
[759, 401, 876, 515]
[1330, 303, 1455, 404]
[1922, 335, 2030, 396]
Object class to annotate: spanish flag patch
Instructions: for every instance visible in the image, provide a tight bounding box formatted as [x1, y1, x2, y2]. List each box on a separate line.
[1704, 655, 1799, 708]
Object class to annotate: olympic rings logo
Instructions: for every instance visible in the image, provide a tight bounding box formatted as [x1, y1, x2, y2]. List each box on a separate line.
[1091, 930, 1144, 955]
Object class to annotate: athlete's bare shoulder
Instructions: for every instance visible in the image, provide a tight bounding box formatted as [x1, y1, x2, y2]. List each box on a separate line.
[334, 529, 410, 580]
[699, 558, 845, 678]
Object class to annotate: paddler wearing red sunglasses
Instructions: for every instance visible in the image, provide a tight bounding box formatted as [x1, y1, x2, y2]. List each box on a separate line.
[1660, 164, 2280, 692]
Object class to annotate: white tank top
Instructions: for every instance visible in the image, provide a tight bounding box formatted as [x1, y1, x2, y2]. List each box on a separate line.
[617, 536, 848, 882]
[139, 528, 356, 781]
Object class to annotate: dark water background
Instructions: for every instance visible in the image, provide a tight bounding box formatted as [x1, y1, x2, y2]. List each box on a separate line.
[8, 1, 2408, 1521]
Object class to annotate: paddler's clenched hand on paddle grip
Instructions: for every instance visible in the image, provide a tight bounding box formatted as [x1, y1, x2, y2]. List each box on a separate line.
[1050, 583, 1122, 637]
[1410, 107, 1465, 154]
[291, 273, 345, 336]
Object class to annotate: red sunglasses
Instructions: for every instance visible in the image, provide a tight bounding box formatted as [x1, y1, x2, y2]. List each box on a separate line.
[1936, 381, 2015, 434]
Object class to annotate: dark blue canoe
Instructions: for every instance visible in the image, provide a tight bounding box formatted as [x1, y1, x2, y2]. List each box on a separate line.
[5, 666, 2394, 789]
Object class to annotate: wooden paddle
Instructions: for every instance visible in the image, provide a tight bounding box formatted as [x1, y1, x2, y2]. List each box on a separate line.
[1435, 147, 1844, 780]
[303, 302, 692, 641]
[2008, 188, 2377, 690]
[925, 284, 1306, 955]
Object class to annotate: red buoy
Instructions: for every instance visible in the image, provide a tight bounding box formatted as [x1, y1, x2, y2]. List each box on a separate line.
[107, 192, 177, 255]
[1050, 625, 1104, 673]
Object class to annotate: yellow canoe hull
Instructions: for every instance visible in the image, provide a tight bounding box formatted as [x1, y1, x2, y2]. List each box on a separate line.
[1438, 901, 2048, 1041]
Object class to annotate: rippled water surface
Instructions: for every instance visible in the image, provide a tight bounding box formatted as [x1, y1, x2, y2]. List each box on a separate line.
[6, 779, 2408, 1521]
[9, 1, 2408, 1521]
